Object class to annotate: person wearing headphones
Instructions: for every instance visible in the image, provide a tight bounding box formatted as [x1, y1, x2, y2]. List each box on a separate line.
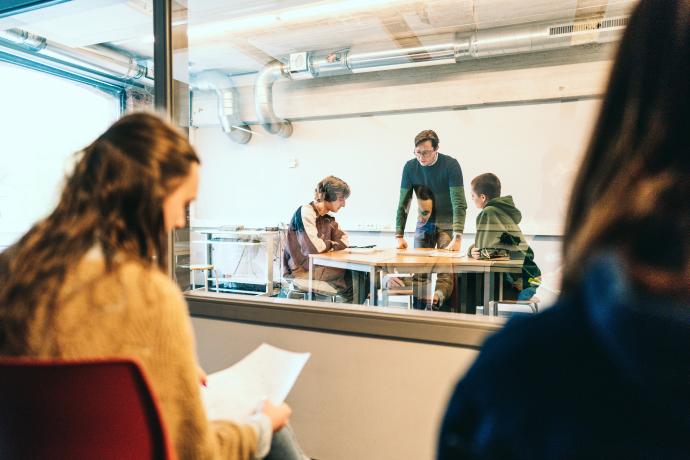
[283, 175, 352, 302]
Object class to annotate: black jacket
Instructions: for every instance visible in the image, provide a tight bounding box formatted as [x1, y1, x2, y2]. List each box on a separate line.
[438, 254, 690, 459]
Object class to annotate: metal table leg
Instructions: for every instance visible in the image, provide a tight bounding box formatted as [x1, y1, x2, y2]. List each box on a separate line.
[352, 271, 359, 304]
[266, 235, 274, 296]
[459, 274, 468, 313]
[380, 271, 388, 307]
[483, 271, 495, 316]
[308, 258, 314, 301]
[206, 233, 213, 291]
[369, 267, 377, 306]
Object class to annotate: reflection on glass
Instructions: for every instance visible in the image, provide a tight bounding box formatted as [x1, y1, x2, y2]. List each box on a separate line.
[179, 0, 634, 317]
[0, 0, 155, 252]
[0, 0, 156, 105]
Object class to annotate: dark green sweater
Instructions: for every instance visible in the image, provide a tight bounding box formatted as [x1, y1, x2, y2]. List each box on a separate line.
[395, 153, 467, 235]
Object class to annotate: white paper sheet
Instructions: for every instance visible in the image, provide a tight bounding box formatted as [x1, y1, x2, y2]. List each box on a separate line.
[201, 343, 310, 422]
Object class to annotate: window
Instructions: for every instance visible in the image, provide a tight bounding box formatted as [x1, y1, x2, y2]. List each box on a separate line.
[0, 61, 119, 250]
[0, 0, 158, 250]
[174, 0, 633, 317]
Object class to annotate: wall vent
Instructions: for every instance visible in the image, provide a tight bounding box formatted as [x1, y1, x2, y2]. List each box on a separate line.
[549, 16, 629, 36]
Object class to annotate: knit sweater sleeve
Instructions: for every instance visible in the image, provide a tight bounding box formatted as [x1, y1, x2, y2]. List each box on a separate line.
[449, 186, 467, 234]
[447, 158, 467, 234]
[141, 271, 260, 460]
[395, 162, 414, 236]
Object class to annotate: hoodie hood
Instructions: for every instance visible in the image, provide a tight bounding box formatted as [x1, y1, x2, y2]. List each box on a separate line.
[485, 196, 522, 224]
[583, 254, 690, 421]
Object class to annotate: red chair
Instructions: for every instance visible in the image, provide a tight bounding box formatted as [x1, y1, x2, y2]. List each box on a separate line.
[0, 357, 174, 460]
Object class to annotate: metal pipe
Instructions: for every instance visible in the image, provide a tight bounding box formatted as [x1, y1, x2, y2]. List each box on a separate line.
[0, 28, 46, 51]
[0, 28, 152, 86]
[288, 16, 627, 79]
[41, 42, 146, 80]
[467, 19, 624, 59]
[254, 60, 293, 138]
[251, 15, 626, 138]
[348, 41, 458, 74]
[191, 71, 252, 144]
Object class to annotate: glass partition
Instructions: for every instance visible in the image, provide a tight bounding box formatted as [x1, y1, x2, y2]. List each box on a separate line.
[175, 0, 636, 317]
[0, 0, 160, 251]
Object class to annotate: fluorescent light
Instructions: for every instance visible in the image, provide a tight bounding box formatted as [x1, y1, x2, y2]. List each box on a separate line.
[188, 0, 415, 41]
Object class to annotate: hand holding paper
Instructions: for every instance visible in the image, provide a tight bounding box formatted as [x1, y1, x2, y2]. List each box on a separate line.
[201, 343, 310, 423]
[262, 400, 292, 432]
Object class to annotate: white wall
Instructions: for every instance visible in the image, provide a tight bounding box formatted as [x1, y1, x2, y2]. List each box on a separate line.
[0, 61, 119, 249]
[192, 99, 598, 236]
[190, 47, 611, 236]
[192, 317, 480, 460]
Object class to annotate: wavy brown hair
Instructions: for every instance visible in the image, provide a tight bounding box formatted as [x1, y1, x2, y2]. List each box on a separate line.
[0, 112, 200, 354]
[563, 0, 690, 296]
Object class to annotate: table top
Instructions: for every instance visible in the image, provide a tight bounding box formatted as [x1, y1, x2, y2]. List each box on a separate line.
[193, 228, 279, 236]
[309, 248, 524, 269]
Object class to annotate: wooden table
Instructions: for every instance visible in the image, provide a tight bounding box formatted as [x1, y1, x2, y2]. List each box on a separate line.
[308, 248, 523, 314]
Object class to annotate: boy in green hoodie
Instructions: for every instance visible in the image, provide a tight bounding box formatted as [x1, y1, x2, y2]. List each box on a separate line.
[468, 173, 541, 300]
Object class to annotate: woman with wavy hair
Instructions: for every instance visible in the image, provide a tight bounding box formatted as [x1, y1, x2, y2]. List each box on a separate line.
[438, 0, 690, 458]
[0, 113, 305, 459]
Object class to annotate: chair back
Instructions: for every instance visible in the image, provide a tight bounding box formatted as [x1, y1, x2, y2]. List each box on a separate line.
[0, 358, 174, 460]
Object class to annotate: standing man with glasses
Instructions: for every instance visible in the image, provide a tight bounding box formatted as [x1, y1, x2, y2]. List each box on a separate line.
[391, 130, 468, 309]
[395, 130, 467, 252]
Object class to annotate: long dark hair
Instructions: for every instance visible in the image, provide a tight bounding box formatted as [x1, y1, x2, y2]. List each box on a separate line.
[0, 112, 200, 354]
[563, 0, 690, 295]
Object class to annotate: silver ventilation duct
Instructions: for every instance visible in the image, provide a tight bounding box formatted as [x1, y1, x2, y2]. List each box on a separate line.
[254, 60, 293, 138]
[191, 70, 252, 144]
[255, 15, 628, 137]
[0, 28, 152, 86]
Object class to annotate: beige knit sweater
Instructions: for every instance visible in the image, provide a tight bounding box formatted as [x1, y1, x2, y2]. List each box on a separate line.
[3, 254, 258, 460]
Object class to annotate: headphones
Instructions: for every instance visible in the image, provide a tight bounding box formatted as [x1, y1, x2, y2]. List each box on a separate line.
[317, 181, 338, 202]
[325, 182, 340, 202]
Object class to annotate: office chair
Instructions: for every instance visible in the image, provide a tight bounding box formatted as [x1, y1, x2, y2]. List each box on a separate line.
[0, 357, 174, 460]
[283, 276, 345, 302]
[488, 298, 540, 316]
[486, 267, 563, 317]
[381, 273, 414, 309]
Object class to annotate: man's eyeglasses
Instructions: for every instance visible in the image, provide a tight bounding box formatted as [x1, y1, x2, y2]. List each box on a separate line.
[414, 149, 436, 158]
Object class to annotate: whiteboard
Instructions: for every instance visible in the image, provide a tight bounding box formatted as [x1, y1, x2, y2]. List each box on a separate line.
[193, 98, 600, 236]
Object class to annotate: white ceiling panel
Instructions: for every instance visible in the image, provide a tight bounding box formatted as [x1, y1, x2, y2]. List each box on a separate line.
[246, 18, 394, 60]
[10, 0, 152, 47]
[188, 0, 324, 27]
[189, 41, 267, 74]
[474, 0, 636, 29]
[401, 1, 476, 36]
